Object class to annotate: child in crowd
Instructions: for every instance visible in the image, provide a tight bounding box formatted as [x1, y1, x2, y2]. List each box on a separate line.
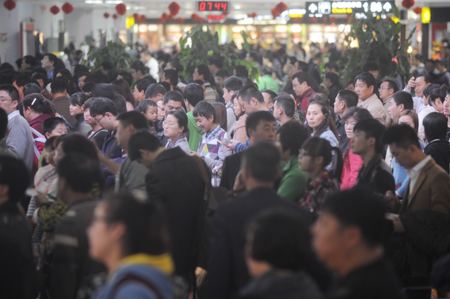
[137, 99, 158, 136]
[38, 117, 68, 168]
[191, 101, 231, 171]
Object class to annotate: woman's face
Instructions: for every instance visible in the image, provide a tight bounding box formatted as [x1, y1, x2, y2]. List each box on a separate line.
[69, 104, 83, 116]
[87, 202, 115, 265]
[398, 115, 415, 129]
[307, 104, 326, 131]
[344, 116, 357, 140]
[163, 114, 184, 140]
[78, 75, 87, 90]
[298, 148, 315, 173]
[233, 97, 243, 116]
[84, 108, 95, 125]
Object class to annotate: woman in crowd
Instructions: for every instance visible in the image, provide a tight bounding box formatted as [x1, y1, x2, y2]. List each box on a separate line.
[112, 79, 136, 111]
[75, 72, 89, 92]
[306, 100, 339, 148]
[55, 68, 77, 95]
[211, 102, 228, 133]
[231, 95, 248, 144]
[69, 92, 91, 135]
[163, 110, 190, 155]
[423, 112, 450, 174]
[88, 193, 175, 299]
[298, 136, 342, 218]
[275, 121, 310, 202]
[21, 93, 55, 134]
[83, 99, 108, 150]
[340, 107, 373, 190]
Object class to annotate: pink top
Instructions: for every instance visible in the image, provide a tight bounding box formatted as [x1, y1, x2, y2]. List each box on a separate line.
[341, 143, 364, 190]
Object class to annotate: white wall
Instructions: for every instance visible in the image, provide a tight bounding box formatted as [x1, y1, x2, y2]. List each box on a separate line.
[0, 6, 20, 65]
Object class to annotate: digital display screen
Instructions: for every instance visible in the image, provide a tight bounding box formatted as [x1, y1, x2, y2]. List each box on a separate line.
[198, 1, 229, 12]
[306, 1, 394, 16]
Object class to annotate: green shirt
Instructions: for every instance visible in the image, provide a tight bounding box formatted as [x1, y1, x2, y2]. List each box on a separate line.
[258, 75, 279, 93]
[277, 156, 309, 202]
[187, 111, 203, 152]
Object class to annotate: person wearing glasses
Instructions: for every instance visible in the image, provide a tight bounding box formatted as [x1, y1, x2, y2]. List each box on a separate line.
[155, 91, 184, 146]
[163, 110, 190, 155]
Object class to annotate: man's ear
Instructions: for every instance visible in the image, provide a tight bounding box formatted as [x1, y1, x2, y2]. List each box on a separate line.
[250, 97, 258, 106]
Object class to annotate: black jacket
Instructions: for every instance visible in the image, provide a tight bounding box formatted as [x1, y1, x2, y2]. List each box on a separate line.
[146, 147, 209, 281]
[424, 139, 450, 174]
[207, 188, 315, 299]
[220, 151, 244, 191]
[354, 154, 395, 196]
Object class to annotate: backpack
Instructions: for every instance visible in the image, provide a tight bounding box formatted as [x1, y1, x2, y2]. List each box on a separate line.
[30, 127, 46, 174]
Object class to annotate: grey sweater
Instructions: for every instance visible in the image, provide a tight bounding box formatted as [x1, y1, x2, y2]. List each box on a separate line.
[6, 110, 34, 171]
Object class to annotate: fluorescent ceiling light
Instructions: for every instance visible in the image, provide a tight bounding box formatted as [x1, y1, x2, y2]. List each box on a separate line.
[85, 0, 103, 3]
[105, 0, 122, 3]
[234, 5, 241, 9]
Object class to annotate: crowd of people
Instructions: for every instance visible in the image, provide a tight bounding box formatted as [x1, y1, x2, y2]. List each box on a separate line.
[1, 40, 450, 299]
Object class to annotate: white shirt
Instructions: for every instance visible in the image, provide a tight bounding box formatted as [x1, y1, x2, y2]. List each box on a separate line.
[406, 155, 432, 197]
[403, 87, 425, 113]
[7, 109, 19, 121]
[418, 105, 437, 140]
[145, 57, 159, 82]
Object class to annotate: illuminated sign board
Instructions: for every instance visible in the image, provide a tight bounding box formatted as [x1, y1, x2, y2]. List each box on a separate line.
[207, 15, 225, 23]
[198, 1, 228, 12]
[306, 1, 394, 17]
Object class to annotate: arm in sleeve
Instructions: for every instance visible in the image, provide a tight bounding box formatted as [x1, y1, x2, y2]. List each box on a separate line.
[430, 173, 450, 213]
[123, 161, 149, 195]
[6, 124, 29, 158]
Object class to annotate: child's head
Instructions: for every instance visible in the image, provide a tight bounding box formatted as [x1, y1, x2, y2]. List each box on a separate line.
[193, 101, 217, 133]
[42, 117, 67, 139]
[44, 136, 57, 166]
[137, 99, 158, 123]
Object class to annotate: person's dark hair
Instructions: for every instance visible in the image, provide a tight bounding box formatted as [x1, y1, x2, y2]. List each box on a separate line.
[22, 93, 54, 114]
[414, 53, 423, 63]
[23, 83, 42, 97]
[58, 133, 99, 162]
[112, 79, 136, 108]
[131, 60, 147, 75]
[169, 59, 184, 73]
[45, 136, 57, 150]
[237, 84, 264, 104]
[324, 62, 339, 72]
[325, 72, 340, 86]
[0, 107, 8, 139]
[163, 90, 184, 105]
[287, 56, 297, 66]
[261, 66, 274, 76]
[277, 121, 309, 156]
[209, 57, 224, 69]
[246, 111, 276, 138]
[354, 72, 376, 90]
[211, 102, 227, 131]
[135, 79, 151, 93]
[302, 137, 343, 181]
[336, 89, 358, 108]
[107, 69, 119, 84]
[160, 82, 171, 92]
[391, 91, 414, 110]
[363, 61, 379, 72]
[399, 110, 419, 134]
[184, 83, 204, 107]
[246, 209, 313, 271]
[234, 65, 249, 78]
[42, 117, 66, 136]
[292, 72, 319, 92]
[0, 62, 14, 71]
[274, 94, 295, 117]
[57, 153, 101, 193]
[196, 64, 211, 82]
[31, 73, 49, 89]
[128, 130, 163, 161]
[103, 193, 170, 255]
[423, 112, 447, 143]
[117, 111, 149, 131]
[166, 110, 189, 134]
[118, 71, 133, 87]
[100, 61, 114, 71]
[242, 142, 280, 182]
[13, 74, 32, 88]
[164, 69, 178, 87]
[145, 83, 167, 99]
[137, 99, 157, 114]
[295, 61, 309, 72]
[50, 78, 68, 94]
[0, 84, 19, 104]
[223, 76, 244, 92]
[354, 118, 386, 154]
[423, 83, 440, 98]
[193, 101, 216, 122]
[321, 188, 386, 247]
[216, 69, 229, 79]
[0, 156, 31, 203]
[91, 84, 115, 100]
[308, 100, 339, 141]
[382, 80, 398, 93]
[262, 89, 277, 105]
[89, 97, 118, 117]
[416, 74, 433, 85]
[23, 55, 37, 67]
[43, 53, 57, 64]
[69, 92, 89, 107]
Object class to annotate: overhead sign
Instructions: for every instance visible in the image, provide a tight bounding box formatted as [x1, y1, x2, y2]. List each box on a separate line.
[207, 15, 225, 23]
[306, 1, 394, 17]
[198, 1, 229, 12]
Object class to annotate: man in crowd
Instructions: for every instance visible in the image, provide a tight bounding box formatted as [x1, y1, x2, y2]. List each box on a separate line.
[378, 80, 398, 127]
[193, 64, 219, 102]
[51, 78, 77, 126]
[0, 85, 34, 171]
[41, 53, 57, 79]
[308, 52, 323, 85]
[404, 74, 432, 113]
[131, 60, 148, 82]
[355, 72, 386, 124]
[140, 50, 159, 81]
[223, 76, 243, 135]
[184, 83, 204, 151]
[133, 79, 151, 103]
[411, 53, 428, 78]
[292, 72, 317, 111]
[325, 72, 343, 107]
[216, 69, 229, 89]
[12, 74, 32, 100]
[273, 94, 295, 126]
[145, 83, 167, 103]
[387, 91, 414, 124]
[334, 89, 358, 151]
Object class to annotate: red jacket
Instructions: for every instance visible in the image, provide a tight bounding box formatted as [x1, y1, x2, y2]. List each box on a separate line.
[28, 113, 55, 136]
[297, 87, 316, 111]
[341, 144, 363, 190]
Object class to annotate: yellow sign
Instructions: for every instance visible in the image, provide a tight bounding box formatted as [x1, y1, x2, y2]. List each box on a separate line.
[422, 7, 430, 24]
[331, 8, 352, 14]
[126, 17, 135, 30]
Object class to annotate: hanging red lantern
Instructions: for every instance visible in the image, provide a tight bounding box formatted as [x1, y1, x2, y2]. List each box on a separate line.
[140, 15, 146, 22]
[167, 14, 174, 20]
[62, 3, 73, 14]
[50, 5, 60, 14]
[113, 14, 118, 19]
[168, 2, 180, 16]
[115, 3, 126, 15]
[103, 12, 110, 18]
[162, 12, 169, 20]
[133, 13, 139, 19]
[158, 17, 165, 23]
[191, 13, 204, 22]
[275, 2, 288, 13]
[271, 8, 280, 19]
[402, 0, 414, 9]
[177, 17, 185, 23]
[413, 7, 422, 14]
[3, 0, 15, 10]
[330, 17, 337, 23]
[247, 12, 257, 18]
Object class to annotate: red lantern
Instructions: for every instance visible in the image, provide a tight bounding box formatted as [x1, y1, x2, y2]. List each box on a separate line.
[413, 7, 422, 14]
[50, 5, 60, 14]
[158, 17, 165, 23]
[402, 0, 414, 9]
[133, 13, 139, 19]
[247, 13, 257, 18]
[177, 17, 185, 22]
[330, 17, 337, 23]
[168, 2, 180, 16]
[191, 13, 204, 22]
[4, 0, 15, 11]
[104, 12, 110, 18]
[113, 14, 118, 19]
[140, 15, 146, 22]
[62, 2, 73, 14]
[275, 2, 288, 13]
[162, 12, 169, 20]
[115, 3, 126, 15]
[271, 8, 280, 19]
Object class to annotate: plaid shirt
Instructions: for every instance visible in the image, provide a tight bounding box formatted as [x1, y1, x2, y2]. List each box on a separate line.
[300, 172, 337, 217]
[206, 124, 223, 140]
[235, 138, 250, 153]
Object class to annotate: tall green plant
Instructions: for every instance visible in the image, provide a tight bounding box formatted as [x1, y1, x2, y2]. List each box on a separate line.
[341, 7, 414, 86]
[179, 25, 259, 82]
[87, 39, 135, 72]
